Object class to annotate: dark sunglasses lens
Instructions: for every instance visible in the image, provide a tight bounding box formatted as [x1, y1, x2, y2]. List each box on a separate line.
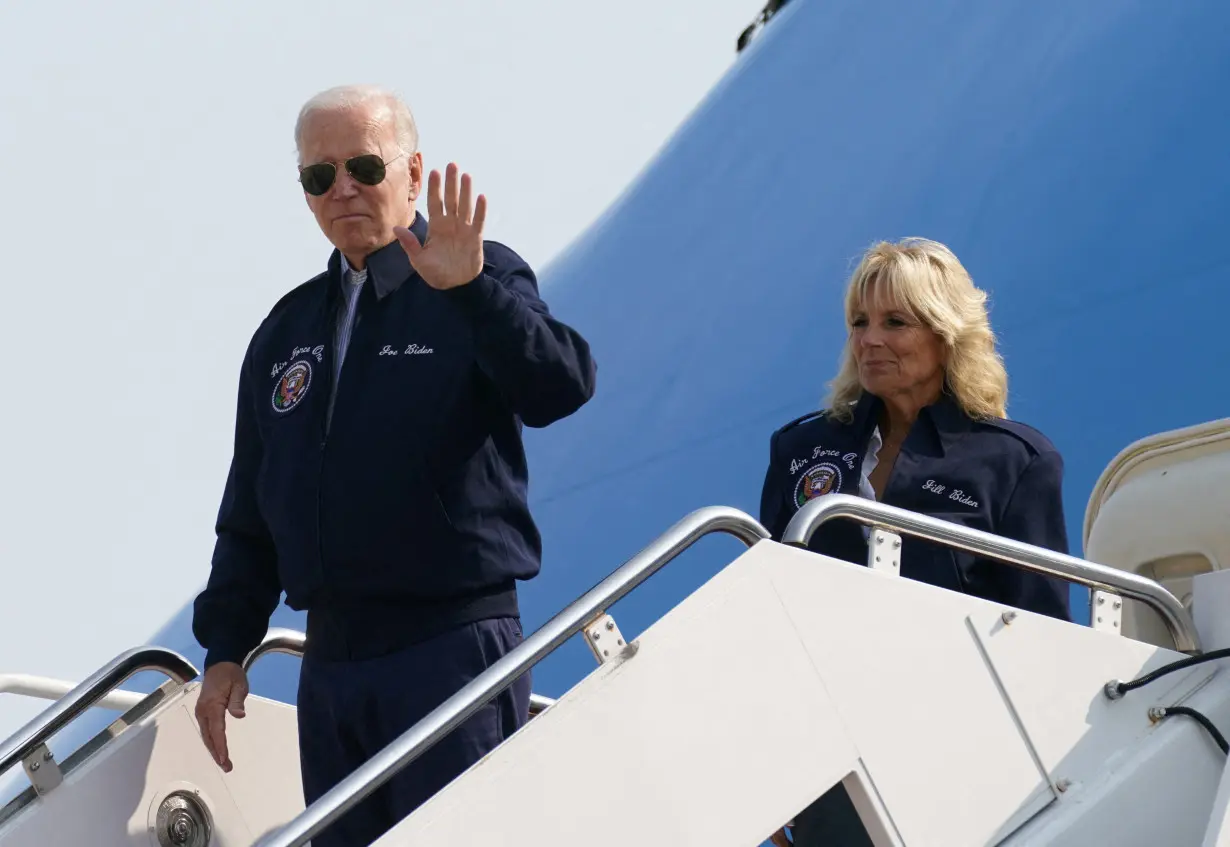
[300, 163, 336, 196]
[347, 155, 387, 186]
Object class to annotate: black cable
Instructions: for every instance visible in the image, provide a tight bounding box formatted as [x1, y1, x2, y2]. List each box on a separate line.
[1153, 706, 1230, 755]
[1106, 646, 1230, 699]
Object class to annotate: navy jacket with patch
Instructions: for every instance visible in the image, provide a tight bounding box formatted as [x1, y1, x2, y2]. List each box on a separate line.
[192, 213, 597, 667]
[759, 392, 1071, 621]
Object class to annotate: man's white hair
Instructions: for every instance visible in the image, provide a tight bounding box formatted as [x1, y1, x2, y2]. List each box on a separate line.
[294, 84, 419, 162]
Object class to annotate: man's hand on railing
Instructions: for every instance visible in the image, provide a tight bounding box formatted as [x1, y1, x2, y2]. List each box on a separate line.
[194, 661, 249, 772]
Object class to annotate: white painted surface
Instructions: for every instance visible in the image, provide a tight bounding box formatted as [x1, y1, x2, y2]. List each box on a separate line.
[1194, 570, 1230, 653]
[1084, 417, 1230, 648]
[0, 685, 303, 846]
[1203, 756, 1230, 847]
[378, 554, 864, 846]
[367, 539, 1228, 846]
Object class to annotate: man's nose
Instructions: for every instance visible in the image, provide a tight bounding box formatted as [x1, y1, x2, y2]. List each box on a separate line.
[329, 167, 361, 198]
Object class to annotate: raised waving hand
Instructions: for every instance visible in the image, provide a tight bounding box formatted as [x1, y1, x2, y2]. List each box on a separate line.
[395, 162, 487, 290]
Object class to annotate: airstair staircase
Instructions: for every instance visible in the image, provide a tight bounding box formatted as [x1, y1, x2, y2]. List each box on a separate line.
[3, 420, 1230, 846]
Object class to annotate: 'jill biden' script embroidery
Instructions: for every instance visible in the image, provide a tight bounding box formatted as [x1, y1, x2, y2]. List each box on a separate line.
[923, 479, 979, 508]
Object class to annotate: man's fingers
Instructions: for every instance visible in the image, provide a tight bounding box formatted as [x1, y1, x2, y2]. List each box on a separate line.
[196, 664, 247, 772]
[458, 172, 474, 226]
[207, 713, 232, 772]
[472, 194, 487, 237]
[427, 169, 443, 221]
[394, 226, 422, 256]
[227, 679, 248, 719]
[197, 701, 231, 771]
[444, 162, 460, 218]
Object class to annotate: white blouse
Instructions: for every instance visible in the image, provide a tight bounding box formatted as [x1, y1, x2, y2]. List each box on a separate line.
[857, 426, 884, 540]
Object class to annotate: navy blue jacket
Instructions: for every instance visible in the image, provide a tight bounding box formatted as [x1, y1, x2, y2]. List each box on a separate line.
[759, 392, 1071, 621]
[193, 213, 597, 667]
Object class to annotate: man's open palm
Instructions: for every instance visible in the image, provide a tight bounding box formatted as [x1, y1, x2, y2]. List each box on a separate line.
[395, 162, 486, 290]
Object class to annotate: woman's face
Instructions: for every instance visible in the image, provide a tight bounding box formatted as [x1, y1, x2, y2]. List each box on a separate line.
[850, 284, 946, 404]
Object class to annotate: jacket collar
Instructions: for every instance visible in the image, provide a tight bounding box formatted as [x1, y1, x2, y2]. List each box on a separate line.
[325, 211, 429, 302]
[849, 389, 972, 456]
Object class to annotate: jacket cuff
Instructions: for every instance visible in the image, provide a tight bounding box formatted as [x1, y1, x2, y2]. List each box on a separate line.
[443, 271, 506, 316]
[203, 641, 251, 671]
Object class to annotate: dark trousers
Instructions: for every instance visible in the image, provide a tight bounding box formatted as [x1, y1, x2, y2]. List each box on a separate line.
[296, 616, 531, 847]
[790, 783, 874, 846]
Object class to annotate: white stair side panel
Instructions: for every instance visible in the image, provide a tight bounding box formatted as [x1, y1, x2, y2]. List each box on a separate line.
[0, 687, 304, 846]
[378, 551, 865, 847]
[1, 698, 252, 846]
[378, 539, 1216, 847]
[1203, 754, 1230, 847]
[195, 685, 305, 841]
[971, 603, 1200, 786]
[764, 543, 1055, 846]
[1004, 677, 1230, 847]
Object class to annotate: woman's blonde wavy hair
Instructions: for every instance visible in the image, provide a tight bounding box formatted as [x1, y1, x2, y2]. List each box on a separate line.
[824, 237, 1008, 424]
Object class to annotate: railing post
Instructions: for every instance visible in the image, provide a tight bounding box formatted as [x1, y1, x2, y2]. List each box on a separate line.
[1091, 590, 1123, 635]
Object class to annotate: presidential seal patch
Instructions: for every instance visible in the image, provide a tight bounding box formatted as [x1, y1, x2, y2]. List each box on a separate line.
[794, 462, 842, 508]
[272, 360, 312, 413]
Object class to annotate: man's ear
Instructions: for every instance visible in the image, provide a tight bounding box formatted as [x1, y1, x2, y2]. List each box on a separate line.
[408, 151, 424, 200]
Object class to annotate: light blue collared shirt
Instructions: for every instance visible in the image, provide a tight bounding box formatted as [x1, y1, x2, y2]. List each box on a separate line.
[326, 254, 367, 431]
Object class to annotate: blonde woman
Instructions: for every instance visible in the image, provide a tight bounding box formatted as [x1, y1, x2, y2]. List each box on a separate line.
[760, 237, 1071, 845]
[761, 236, 1071, 614]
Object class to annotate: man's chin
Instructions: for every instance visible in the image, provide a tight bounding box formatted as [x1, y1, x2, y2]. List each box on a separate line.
[332, 230, 394, 258]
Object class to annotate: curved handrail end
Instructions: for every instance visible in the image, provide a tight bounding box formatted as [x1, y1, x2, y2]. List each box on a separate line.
[0, 646, 198, 778]
[243, 628, 308, 673]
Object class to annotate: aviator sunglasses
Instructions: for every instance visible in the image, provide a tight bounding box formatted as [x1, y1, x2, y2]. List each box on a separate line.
[298, 152, 406, 196]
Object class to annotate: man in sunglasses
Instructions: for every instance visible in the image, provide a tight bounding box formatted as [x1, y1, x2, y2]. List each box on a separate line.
[190, 84, 597, 846]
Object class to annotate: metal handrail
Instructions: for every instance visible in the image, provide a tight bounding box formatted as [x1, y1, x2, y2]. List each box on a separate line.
[0, 647, 198, 778]
[782, 493, 1200, 653]
[242, 627, 307, 672]
[240, 626, 558, 716]
[0, 674, 146, 712]
[254, 505, 770, 847]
